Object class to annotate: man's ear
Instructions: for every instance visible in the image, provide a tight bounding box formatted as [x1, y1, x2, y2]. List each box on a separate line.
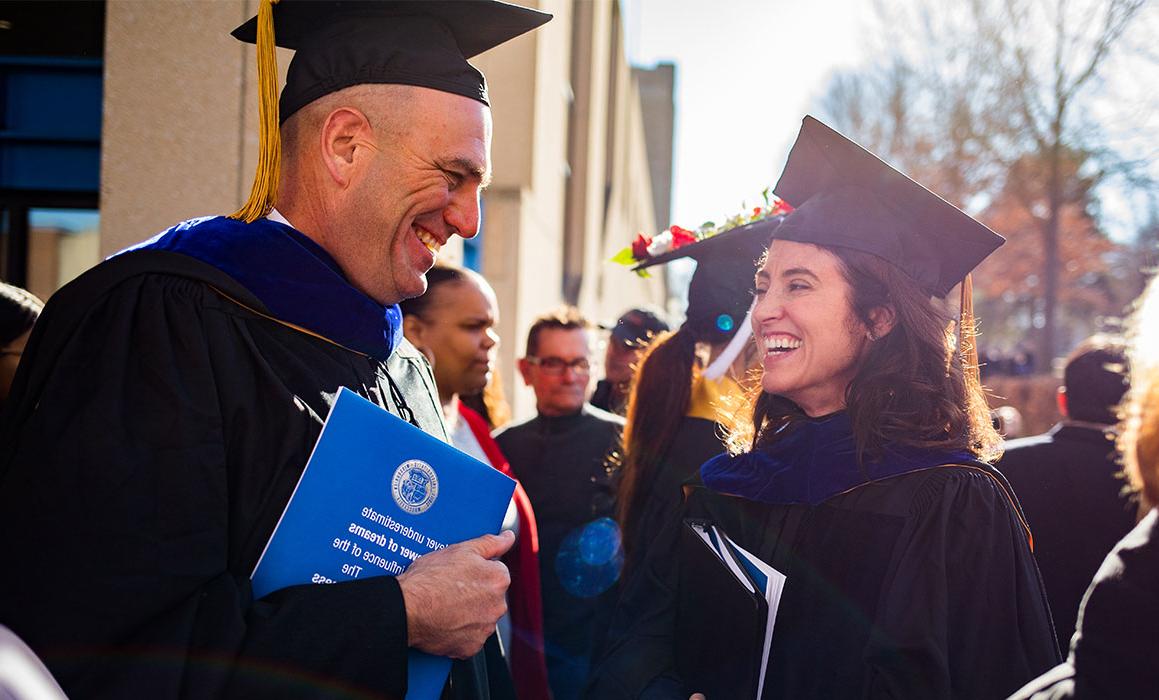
[1057, 386, 1069, 419]
[867, 304, 897, 339]
[517, 358, 534, 386]
[319, 107, 374, 188]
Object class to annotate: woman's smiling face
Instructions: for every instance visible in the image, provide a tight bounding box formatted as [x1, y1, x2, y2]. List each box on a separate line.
[752, 239, 872, 417]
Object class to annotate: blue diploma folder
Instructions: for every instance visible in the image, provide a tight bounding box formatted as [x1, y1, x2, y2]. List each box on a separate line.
[252, 387, 516, 699]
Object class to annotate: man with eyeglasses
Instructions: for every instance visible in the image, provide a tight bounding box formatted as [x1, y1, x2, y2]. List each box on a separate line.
[495, 307, 624, 700]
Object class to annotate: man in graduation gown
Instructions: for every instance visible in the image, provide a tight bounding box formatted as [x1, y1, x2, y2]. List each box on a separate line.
[999, 335, 1137, 649]
[495, 308, 624, 700]
[0, 2, 550, 698]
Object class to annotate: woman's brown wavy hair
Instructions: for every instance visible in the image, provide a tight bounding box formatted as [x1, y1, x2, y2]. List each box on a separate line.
[726, 244, 1002, 463]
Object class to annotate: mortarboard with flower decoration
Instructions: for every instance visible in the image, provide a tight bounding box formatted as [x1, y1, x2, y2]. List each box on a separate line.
[610, 187, 794, 276]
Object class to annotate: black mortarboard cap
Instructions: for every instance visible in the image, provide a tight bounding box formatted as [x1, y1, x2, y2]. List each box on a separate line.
[772, 116, 1003, 298]
[635, 216, 782, 335]
[227, 0, 549, 223]
[232, 0, 552, 121]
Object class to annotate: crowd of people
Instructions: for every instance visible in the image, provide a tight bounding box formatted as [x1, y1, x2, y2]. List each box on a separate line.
[0, 2, 1156, 699]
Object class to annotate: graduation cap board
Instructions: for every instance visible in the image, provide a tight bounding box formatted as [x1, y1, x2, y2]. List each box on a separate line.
[229, 0, 551, 223]
[771, 115, 1003, 381]
[772, 116, 1004, 299]
[625, 210, 786, 380]
[635, 217, 782, 339]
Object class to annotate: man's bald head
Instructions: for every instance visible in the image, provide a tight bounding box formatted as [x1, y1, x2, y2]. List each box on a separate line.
[280, 83, 417, 174]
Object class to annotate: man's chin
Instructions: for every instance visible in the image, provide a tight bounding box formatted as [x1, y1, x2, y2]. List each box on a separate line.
[392, 273, 429, 303]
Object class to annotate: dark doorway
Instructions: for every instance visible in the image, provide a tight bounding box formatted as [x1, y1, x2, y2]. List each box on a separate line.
[0, 1, 104, 297]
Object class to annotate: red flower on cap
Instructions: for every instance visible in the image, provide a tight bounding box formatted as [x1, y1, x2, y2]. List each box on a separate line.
[669, 225, 697, 249]
[610, 187, 792, 273]
[631, 232, 652, 261]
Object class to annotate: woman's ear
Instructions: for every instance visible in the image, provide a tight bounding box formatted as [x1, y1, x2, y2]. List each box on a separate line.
[867, 304, 897, 340]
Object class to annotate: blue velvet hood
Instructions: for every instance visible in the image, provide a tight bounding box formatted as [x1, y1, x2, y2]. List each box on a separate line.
[700, 412, 978, 505]
[120, 216, 404, 361]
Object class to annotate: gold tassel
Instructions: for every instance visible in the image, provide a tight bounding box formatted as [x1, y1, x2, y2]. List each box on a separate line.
[230, 0, 282, 223]
[959, 273, 980, 386]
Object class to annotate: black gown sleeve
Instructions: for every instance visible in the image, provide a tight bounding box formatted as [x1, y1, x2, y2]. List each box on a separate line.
[585, 509, 685, 700]
[0, 273, 409, 699]
[623, 418, 722, 572]
[1009, 508, 1159, 700]
[864, 468, 1061, 699]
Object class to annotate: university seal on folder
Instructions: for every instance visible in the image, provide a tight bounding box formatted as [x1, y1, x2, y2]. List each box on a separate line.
[393, 459, 440, 514]
[251, 387, 516, 700]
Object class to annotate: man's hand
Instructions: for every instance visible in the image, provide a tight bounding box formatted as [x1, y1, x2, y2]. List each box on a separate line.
[397, 530, 515, 659]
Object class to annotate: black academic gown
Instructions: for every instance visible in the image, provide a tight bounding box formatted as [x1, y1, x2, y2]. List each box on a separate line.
[0, 250, 508, 700]
[998, 422, 1138, 648]
[622, 416, 722, 572]
[494, 405, 623, 700]
[589, 465, 1061, 700]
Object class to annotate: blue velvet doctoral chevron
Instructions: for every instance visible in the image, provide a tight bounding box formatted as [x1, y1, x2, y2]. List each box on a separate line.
[122, 215, 405, 361]
[700, 412, 978, 505]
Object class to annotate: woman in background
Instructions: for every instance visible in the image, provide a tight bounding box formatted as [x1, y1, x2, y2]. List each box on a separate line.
[400, 265, 550, 700]
[460, 367, 513, 431]
[614, 207, 786, 573]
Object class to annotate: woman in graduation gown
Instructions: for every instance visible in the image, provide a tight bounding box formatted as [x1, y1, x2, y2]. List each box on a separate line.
[614, 205, 787, 574]
[586, 117, 1061, 700]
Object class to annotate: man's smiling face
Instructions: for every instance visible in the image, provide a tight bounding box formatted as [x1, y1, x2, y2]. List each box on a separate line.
[338, 87, 492, 306]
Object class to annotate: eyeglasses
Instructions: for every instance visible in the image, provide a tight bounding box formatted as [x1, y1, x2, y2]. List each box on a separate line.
[526, 356, 591, 375]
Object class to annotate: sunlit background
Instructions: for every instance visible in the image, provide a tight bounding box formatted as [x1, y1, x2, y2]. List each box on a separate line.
[625, 0, 1159, 432]
[1, 0, 1157, 426]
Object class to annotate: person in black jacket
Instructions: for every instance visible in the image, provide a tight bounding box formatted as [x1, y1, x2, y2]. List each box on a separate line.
[495, 307, 623, 700]
[1000, 334, 1136, 649]
[0, 2, 550, 698]
[1010, 276, 1159, 699]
